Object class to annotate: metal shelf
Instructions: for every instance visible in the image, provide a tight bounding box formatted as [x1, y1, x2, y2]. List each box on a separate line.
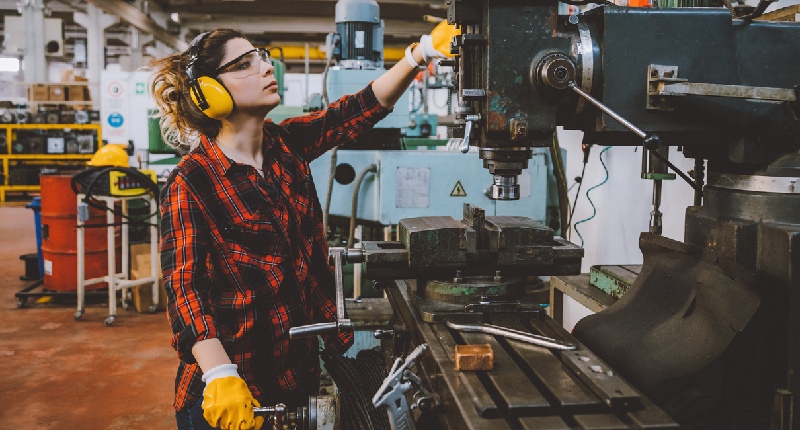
[1, 154, 94, 160]
[9, 81, 99, 110]
[7, 123, 100, 130]
[0, 123, 103, 202]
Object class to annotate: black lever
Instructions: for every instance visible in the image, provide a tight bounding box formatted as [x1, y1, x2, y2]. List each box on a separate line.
[567, 82, 702, 193]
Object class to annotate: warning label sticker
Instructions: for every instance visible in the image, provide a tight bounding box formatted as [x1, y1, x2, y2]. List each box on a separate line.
[450, 181, 467, 197]
[396, 166, 430, 208]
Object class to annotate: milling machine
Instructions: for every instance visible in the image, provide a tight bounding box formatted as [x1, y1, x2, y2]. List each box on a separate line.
[358, 0, 797, 429]
[311, 0, 566, 276]
[276, 0, 800, 429]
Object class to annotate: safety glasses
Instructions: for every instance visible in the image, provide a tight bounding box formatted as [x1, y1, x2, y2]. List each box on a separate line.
[214, 48, 271, 79]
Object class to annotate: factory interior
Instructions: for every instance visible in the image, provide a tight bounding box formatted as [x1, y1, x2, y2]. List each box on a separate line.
[1, 0, 799, 428]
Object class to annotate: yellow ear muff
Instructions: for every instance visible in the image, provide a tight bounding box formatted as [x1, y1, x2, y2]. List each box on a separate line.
[190, 76, 234, 120]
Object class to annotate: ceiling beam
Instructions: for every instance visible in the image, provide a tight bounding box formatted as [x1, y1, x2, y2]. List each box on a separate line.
[180, 14, 434, 38]
[319, 0, 444, 4]
[86, 0, 188, 50]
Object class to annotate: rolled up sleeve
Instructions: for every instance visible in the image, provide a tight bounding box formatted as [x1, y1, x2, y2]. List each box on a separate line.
[276, 83, 392, 161]
[160, 177, 219, 364]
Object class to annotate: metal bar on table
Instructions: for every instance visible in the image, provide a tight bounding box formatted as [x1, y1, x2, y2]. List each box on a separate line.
[446, 321, 576, 351]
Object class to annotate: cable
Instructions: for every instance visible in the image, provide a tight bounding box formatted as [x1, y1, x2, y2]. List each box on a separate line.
[410, 88, 424, 113]
[567, 163, 587, 240]
[70, 166, 160, 226]
[567, 179, 580, 193]
[573, 146, 611, 248]
[567, 143, 592, 240]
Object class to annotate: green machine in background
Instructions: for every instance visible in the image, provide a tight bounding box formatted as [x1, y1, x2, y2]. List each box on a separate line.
[147, 111, 173, 155]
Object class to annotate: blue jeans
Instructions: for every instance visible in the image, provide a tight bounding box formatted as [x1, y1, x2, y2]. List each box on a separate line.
[176, 399, 217, 430]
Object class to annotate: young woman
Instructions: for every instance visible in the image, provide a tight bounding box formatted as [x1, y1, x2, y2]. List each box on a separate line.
[150, 24, 457, 430]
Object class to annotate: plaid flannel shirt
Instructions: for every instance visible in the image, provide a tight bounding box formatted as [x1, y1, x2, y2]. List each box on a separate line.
[160, 84, 391, 411]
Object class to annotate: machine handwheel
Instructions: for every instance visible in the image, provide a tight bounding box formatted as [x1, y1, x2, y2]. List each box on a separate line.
[104, 316, 115, 326]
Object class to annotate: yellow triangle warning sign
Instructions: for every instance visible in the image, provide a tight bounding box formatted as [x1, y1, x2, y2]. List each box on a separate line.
[450, 181, 467, 197]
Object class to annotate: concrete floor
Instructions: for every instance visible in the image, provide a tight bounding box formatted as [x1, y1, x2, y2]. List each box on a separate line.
[0, 202, 176, 428]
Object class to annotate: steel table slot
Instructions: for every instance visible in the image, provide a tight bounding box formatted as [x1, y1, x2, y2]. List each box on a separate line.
[524, 317, 575, 345]
[430, 322, 501, 418]
[501, 322, 603, 411]
[460, 331, 553, 414]
[573, 413, 629, 430]
[518, 415, 572, 430]
[561, 350, 642, 410]
[625, 396, 681, 429]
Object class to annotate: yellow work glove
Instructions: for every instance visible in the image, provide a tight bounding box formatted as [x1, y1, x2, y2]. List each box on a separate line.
[420, 21, 461, 61]
[201, 364, 264, 430]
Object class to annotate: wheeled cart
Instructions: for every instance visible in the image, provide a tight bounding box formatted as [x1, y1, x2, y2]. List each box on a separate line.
[74, 194, 159, 325]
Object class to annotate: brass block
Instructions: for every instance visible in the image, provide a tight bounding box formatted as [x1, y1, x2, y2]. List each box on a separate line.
[455, 344, 494, 371]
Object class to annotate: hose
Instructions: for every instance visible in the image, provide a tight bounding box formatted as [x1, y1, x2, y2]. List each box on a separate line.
[321, 37, 336, 106]
[347, 164, 377, 248]
[322, 147, 338, 235]
[70, 166, 159, 225]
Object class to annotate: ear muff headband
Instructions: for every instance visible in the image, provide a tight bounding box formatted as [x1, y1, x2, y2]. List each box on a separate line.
[185, 32, 234, 120]
[185, 32, 209, 109]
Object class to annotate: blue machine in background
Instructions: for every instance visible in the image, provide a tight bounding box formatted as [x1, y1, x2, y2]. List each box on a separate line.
[405, 113, 437, 138]
[324, 0, 409, 131]
[310, 148, 558, 226]
[314, 0, 562, 231]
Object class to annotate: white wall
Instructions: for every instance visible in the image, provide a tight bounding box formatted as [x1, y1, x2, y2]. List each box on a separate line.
[557, 128, 696, 330]
[282, 72, 323, 107]
[761, 0, 800, 13]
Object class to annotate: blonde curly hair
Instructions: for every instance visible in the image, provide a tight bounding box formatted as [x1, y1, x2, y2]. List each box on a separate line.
[148, 29, 246, 151]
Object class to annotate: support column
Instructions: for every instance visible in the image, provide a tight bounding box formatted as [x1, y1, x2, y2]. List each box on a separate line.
[74, 4, 119, 85]
[128, 28, 154, 70]
[21, 0, 46, 82]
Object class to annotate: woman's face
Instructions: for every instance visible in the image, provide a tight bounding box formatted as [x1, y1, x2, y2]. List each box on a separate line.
[216, 38, 281, 115]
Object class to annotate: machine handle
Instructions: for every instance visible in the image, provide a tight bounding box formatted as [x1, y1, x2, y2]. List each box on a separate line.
[460, 114, 481, 153]
[289, 322, 338, 338]
[254, 403, 286, 416]
[567, 82, 702, 192]
[289, 247, 355, 339]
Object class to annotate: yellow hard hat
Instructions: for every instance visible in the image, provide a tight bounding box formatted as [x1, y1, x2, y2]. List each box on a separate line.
[88, 144, 129, 167]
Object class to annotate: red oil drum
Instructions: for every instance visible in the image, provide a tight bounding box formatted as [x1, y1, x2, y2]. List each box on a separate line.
[40, 174, 120, 291]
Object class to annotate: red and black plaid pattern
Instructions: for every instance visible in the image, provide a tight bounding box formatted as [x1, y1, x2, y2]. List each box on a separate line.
[160, 84, 390, 411]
